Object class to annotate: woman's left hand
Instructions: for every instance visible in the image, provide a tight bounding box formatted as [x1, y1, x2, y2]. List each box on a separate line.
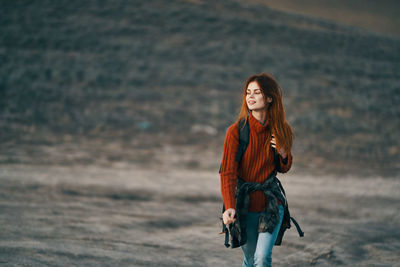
[271, 135, 287, 158]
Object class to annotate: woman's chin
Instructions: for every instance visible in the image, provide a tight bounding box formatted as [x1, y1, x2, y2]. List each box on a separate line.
[249, 107, 264, 112]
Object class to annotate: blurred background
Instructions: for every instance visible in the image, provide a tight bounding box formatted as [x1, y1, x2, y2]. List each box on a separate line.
[1, 0, 399, 266]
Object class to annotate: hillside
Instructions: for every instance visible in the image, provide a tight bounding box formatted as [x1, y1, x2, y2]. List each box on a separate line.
[1, 0, 399, 176]
[250, 0, 400, 37]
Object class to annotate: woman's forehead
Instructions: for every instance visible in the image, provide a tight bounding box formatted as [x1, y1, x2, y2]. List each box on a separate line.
[247, 81, 261, 90]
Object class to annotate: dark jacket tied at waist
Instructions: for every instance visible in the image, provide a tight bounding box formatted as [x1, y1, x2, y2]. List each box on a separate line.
[227, 173, 286, 248]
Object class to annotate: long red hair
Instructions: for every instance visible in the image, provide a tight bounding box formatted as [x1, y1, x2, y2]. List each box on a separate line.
[237, 73, 294, 157]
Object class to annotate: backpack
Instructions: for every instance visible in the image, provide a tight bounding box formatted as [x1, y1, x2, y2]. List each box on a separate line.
[219, 118, 304, 248]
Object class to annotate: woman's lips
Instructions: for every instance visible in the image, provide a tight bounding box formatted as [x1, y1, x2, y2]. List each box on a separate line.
[248, 101, 256, 105]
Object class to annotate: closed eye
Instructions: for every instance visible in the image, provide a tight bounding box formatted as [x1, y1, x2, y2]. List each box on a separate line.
[246, 89, 262, 94]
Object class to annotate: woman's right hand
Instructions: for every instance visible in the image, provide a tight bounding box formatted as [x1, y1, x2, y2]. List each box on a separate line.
[222, 208, 236, 225]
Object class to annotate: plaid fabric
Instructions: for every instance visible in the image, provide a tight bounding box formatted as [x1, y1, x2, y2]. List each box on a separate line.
[227, 173, 286, 248]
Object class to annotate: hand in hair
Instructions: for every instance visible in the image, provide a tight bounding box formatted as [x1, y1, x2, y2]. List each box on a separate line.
[271, 134, 287, 159]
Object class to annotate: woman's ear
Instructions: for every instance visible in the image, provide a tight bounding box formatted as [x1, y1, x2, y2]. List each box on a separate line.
[267, 97, 273, 103]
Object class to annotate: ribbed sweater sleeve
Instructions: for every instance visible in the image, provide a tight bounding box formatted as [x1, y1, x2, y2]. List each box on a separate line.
[220, 122, 239, 210]
[278, 152, 293, 173]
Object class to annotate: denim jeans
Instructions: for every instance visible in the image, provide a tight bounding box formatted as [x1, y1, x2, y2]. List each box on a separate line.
[241, 205, 284, 267]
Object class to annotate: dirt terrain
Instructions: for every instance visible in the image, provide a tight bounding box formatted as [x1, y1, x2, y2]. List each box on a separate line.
[1, 163, 399, 266]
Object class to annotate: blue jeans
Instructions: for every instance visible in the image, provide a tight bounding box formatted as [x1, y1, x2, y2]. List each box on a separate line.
[241, 205, 284, 267]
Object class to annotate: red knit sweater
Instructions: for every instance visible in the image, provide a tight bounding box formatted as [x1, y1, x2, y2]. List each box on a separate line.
[220, 113, 293, 212]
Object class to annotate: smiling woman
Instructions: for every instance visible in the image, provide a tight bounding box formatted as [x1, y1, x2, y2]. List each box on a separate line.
[220, 73, 294, 267]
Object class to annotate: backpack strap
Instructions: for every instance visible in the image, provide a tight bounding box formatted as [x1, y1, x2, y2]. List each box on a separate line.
[272, 146, 281, 174]
[219, 118, 249, 173]
[290, 216, 304, 237]
[235, 118, 250, 163]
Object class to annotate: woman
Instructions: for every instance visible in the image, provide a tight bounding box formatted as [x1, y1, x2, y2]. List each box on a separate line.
[220, 73, 293, 267]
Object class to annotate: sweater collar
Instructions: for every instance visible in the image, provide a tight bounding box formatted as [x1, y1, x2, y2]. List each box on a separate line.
[248, 112, 268, 133]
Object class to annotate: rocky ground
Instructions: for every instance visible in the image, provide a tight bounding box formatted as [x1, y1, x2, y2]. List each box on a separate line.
[1, 163, 399, 266]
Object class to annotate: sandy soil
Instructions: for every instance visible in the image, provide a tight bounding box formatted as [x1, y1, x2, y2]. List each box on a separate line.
[1, 164, 399, 266]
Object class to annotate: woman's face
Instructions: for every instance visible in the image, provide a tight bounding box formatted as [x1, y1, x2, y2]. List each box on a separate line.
[246, 81, 272, 111]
